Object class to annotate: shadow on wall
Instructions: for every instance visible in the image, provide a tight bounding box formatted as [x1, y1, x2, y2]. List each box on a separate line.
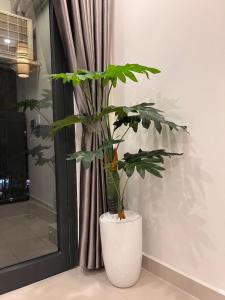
[124, 94, 215, 270]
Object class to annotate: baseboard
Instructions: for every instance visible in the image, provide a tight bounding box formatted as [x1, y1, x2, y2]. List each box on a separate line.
[142, 254, 225, 300]
[29, 196, 56, 223]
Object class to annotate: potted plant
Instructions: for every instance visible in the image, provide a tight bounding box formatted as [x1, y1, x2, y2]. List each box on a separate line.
[51, 64, 187, 288]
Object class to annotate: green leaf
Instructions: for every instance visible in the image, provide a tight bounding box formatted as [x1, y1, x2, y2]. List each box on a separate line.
[118, 149, 182, 179]
[154, 120, 162, 134]
[145, 167, 163, 178]
[51, 115, 87, 135]
[112, 77, 117, 88]
[125, 164, 135, 177]
[101, 139, 124, 150]
[104, 64, 161, 87]
[117, 72, 126, 83]
[113, 115, 141, 131]
[51, 100, 187, 137]
[136, 166, 145, 178]
[66, 138, 123, 168]
[50, 63, 161, 88]
[100, 102, 188, 133]
[50, 70, 104, 87]
[68, 150, 101, 168]
[103, 77, 110, 86]
[67, 150, 99, 169]
[142, 116, 151, 129]
[95, 105, 121, 121]
[125, 70, 138, 82]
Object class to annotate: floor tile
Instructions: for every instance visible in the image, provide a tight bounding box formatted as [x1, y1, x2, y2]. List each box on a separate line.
[0, 250, 19, 268]
[0, 268, 198, 300]
[0, 203, 57, 269]
[117, 269, 197, 300]
[27, 218, 50, 238]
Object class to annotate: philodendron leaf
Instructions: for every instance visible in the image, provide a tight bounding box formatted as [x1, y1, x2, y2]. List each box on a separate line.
[95, 102, 187, 134]
[115, 103, 187, 133]
[51, 70, 104, 86]
[67, 150, 104, 168]
[66, 139, 124, 168]
[103, 64, 160, 87]
[101, 139, 124, 149]
[51, 115, 88, 135]
[118, 149, 182, 178]
[51, 64, 160, 88]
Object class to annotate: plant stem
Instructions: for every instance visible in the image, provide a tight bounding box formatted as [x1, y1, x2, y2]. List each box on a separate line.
[105, 83, 113, 139]
[117, 127, 130, 150]
[100, 79, 105, 108]
[105, 115, 111, 139]
[106, 83, 113, 105]
[80, 83, 95, 113]
[100, 120, 107, 140]
[106, 165, 123, 211]
[122, 177, 129, 203]
[119, 169, 125, 181]
[112, 127, 115, 139]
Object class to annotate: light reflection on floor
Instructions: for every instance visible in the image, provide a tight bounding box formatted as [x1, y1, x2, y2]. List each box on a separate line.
[0, 201, 57, 268]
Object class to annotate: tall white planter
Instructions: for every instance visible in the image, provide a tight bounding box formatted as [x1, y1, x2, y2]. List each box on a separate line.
[99, 210, 142, 288]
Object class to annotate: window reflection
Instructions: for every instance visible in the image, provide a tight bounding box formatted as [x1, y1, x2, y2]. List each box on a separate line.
[0, 0, 57, 269]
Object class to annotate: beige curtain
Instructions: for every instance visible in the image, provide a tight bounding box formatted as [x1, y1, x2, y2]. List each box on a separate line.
[52, 0, 112, 269]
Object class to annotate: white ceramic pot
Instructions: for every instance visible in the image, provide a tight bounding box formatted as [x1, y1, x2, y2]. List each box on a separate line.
[99, 210, 142, 288]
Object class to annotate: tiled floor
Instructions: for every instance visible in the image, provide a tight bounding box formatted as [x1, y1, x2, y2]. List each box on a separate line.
[0, 202, 57, 268]
[1, 268, 199, 300]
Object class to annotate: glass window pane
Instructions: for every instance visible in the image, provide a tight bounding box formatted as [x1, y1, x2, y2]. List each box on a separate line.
[0, 0, 58, 269]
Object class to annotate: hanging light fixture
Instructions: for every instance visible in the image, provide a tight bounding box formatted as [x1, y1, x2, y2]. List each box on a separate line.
[11, 41, 40, 79]
[0, 10, 40, 78]
[16, 42, 30, 78]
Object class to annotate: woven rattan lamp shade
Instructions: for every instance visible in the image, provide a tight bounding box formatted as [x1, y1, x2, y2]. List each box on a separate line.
[16, 42, 30, 78]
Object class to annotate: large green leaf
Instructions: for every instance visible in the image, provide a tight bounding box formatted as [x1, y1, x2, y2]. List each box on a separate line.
[51, 64, 160, 87]
[51, 70, 104, 86]
[66, 139, 124, 168]
[96, 102, 187, 134]
[103, 64, 160, 87]
[51, 115, 88, 135]
[51, 102, 187, 137]
[118, 149, 182, 178]
[67, 150, 103, 169]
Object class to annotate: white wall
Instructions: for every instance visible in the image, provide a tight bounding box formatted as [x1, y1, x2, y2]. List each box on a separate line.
[0, 0, 11, 12]
[112, 0, 225, 293]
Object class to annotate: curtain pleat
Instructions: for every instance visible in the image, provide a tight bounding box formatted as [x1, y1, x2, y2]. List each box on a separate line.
[52, 0, 111, 269]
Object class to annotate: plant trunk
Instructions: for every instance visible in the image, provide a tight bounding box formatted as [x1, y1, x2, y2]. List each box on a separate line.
[105, 147, 124, 216]
[106, 168, 121, 213]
